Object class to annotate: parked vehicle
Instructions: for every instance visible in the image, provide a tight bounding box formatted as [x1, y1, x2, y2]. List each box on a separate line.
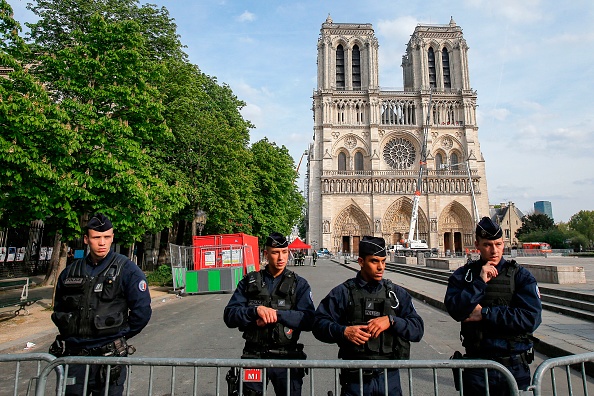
[317, 248, 331, 258]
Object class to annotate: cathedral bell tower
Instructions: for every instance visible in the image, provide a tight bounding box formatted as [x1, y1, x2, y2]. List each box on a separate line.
[307, 16, 488, 257]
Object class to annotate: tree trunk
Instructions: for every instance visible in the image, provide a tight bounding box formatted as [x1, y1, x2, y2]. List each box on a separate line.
[42, 233, 63, 286]
[51, 242, 68, 307]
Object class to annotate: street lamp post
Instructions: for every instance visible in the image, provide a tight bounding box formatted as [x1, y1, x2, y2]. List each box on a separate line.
[196, 209, 207, 236]
[192, 209, 207, 237]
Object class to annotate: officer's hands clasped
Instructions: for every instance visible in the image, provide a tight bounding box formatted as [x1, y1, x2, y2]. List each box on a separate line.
[256, 305, 278, 326]
[344, 316, 391, 345]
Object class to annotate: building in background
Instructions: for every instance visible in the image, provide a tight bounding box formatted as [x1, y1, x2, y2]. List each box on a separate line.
[534, 200, 553, 220]
[306, 16, 490, 256]
[490, 202, 524, 249]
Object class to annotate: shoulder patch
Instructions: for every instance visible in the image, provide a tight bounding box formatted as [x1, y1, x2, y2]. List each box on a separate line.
[138, 280, 148, 292]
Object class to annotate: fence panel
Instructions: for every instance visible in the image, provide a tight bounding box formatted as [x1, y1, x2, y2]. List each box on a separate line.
[531, 351, 594, 396]
[0, 353, 63, 396]
[34, 356, 520, 396]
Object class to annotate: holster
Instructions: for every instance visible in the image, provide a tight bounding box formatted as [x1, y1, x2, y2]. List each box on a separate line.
[450, 350, 464, 391]
[226, 367, 239, 396]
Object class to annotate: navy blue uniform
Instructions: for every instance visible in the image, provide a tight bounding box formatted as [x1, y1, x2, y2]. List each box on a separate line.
[53, 251, 152, 395]
[224, 267, 315, 396]
[444, 258, 542, 394]
[313, 272, 424, 396]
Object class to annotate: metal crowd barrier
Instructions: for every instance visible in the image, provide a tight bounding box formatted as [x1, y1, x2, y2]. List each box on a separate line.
[33, 356, 520, 396]
[530, 351, 594, 396]
[0, 353, 63, 396]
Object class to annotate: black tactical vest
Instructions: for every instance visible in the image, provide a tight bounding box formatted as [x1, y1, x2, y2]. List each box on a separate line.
[51, 254, 129, 340]
[460, 260, 530, 351]
[341, 278, 410, 360]
[242, 269, 300, 352]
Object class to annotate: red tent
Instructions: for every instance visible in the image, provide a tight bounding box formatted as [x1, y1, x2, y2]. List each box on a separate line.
[287, 237, 311, 250]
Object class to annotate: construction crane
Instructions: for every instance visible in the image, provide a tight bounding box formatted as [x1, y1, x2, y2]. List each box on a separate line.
[296, 150, 308, 173]
[398, 90, 433, 257]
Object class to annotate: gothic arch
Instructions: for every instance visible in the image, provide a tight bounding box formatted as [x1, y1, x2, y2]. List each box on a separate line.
[332, 204, 372, 251]
[438, 201, 474, 252]
[381, 197, 429, 244]
[433, 134, 464, 155]
[333, 133, 368, 155]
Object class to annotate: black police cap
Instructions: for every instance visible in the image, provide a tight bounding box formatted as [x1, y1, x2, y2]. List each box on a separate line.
[359, 236, 387, 258]
[476, 216, 503, 240]
[265, 232, 289, 248]
[86, 213, 113, 232]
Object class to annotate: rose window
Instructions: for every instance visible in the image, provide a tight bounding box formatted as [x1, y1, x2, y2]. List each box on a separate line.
[383, 138, 416, 169]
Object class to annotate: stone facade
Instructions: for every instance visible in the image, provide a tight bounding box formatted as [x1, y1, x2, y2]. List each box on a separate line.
[490, 202, 524, 249]
[306, 16, 490, 256]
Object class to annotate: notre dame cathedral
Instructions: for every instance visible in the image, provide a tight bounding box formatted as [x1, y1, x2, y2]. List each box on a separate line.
[306, 16, 490, 256]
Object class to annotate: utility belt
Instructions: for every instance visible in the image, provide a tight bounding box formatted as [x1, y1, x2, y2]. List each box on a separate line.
[49, 337, 136, 358]
[465, 348, 534, 366]
[450, 348, 533, 391]
[339, 368, 397, 385]
[242, 343, 306, 360]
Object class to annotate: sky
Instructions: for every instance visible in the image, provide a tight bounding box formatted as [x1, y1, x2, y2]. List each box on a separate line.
[8, 0, 594, 223]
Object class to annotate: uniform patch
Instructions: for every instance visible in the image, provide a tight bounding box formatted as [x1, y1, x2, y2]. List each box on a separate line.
[309, 291, 313, 302]
[138, 280, 147, 292]
[536, 285, 541, 299]
[94, 283, 103, 292]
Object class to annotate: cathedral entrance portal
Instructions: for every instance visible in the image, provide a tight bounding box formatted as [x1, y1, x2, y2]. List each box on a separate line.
[382, 197, 428, 245]
[333, 205, 371, 256]
[439, 202, 474, 255]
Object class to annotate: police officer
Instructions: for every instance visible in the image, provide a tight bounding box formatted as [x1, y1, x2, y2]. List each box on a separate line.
[50, 213, 152, 396]
[224, 232, 315, 396]
[444, 217, 542, 395]
[313, 236, 424, 396]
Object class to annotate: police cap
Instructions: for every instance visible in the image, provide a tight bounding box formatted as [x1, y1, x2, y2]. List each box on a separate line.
[86, 213, 113, 233]
[475, 216, 503, 240]
[265, 232, 289, 248]
[359, 236, 387, 258]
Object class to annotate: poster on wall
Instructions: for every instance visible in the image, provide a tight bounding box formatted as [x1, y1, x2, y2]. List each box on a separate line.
[6, 247, 16, 262]
[204, 250, 216, 266]
[221, 248, 243, 265]
[39, 247, 48, 260]
[15, 247, 26, 261]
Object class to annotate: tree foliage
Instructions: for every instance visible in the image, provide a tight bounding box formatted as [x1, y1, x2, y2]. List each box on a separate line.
[2, 0, 306, 255]
[515, 213, 556, 240]
[160, 60, 254, 236]
[248, 138, 305, 243]
[0, 0, 77, 231]
[568, 210, 594, 247]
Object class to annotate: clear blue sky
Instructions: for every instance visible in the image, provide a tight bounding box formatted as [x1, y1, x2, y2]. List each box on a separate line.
[9, 0, 594, 222]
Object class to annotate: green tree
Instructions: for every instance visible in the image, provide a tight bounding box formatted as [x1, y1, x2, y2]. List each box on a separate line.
[30, 14, 186, 244]
[160, 59, 254, 238]
[0, 0, 78, 230]
[248, 138, 305, 243]
[568, 210, 594, 247]
[26, 0, 185, 61]
[515, 213, 556, 239]
[518, 229, 567, 249]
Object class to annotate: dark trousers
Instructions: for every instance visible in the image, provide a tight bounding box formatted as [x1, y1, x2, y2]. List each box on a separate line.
[64, 363, 127, 396]
[243, 367, 304, 396]
[462, 362, 530, 396]
[340, 369, 401, 396]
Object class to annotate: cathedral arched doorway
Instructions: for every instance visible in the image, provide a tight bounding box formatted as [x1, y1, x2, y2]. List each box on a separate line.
[382, 197, 429, 245]
[333, 205, 372, 256]
[439, 201, 473, 255]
